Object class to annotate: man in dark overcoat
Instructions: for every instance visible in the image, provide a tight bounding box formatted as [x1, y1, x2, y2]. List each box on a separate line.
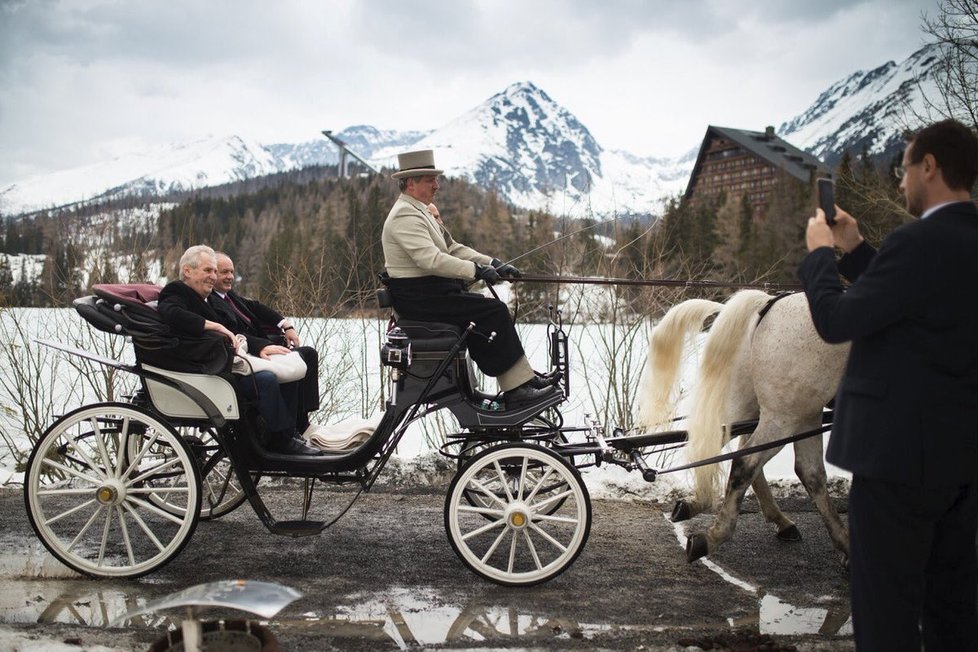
[798, 119, 978, 650]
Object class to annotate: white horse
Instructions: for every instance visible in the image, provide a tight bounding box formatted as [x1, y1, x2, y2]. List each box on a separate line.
[637, 290, 850, 565]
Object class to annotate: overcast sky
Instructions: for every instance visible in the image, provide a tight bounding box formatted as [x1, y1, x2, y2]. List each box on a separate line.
[0, 0, 943, 185]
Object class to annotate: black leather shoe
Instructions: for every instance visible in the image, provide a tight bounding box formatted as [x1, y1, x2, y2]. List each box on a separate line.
[527, 372, 561, 390]
[504, 381, 559, 407]
[271, 436, 323, 456]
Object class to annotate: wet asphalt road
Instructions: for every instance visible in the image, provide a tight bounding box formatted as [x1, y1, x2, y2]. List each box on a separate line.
[0, 477, 856, 651]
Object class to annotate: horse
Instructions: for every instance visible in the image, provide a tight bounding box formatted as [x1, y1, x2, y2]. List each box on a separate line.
[637, 289, 851, 565]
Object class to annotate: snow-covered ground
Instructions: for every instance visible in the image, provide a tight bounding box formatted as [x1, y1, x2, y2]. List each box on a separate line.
[0, 305, 846, 497]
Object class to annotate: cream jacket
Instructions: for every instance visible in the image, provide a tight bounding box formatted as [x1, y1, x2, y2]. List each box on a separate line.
[382, 193, 492, 279]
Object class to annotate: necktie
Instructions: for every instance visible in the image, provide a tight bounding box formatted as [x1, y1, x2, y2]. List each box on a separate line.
[223, 294, 252, 325]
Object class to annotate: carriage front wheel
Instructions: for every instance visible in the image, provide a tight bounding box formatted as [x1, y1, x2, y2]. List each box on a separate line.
[444, 442, 591, 586]
[24, 402, 201, 578]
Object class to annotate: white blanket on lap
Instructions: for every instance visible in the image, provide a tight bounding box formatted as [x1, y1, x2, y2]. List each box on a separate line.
[302, 417, 379, 451]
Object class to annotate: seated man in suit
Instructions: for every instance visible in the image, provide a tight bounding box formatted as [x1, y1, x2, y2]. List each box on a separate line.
[157, 244, 320, 456]
[210, 251, 320, 433]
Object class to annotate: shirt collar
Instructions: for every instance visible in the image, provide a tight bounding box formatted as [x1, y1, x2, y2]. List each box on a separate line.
[920, 200, 966, 219]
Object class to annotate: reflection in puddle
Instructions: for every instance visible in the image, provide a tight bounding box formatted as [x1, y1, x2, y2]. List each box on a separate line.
[667, 515, 852, 637]
[0, 538, 851, 646]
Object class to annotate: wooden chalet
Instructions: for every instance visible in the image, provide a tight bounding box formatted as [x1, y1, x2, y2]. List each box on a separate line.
[684, 125, 830, 218]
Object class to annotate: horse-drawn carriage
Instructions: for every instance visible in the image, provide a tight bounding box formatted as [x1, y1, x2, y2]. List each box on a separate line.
[23, 283, 689, 586]
[23, 283, 848, 587]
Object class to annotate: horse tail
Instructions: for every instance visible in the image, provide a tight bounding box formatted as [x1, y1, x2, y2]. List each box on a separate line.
[688, 289, 773, 509]
[636, 299, 723, 430]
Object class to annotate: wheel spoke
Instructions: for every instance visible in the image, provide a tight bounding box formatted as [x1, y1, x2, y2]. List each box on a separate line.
[467, 478, 508, 508]
[457, 505, 504, 518]
[89, 417, 116, 479]
[66, 503, 106, 553]
[43, 499, 98, 526]
[492, 461, 516, 503]
[530, 488, 574, 513]
[461, 517, 506, 541]
[39, 457, 102, 487]
[97, 503, 114, 566]
[121, 500, 167, 552]
[527, 521, 569, 552]
[116, 506, 136, 566]
[481, 527, 510, 563]
[522, 529, 544, 570]
[126, 451, 183, 486]
[523, 466, 556, 503]
[125, 495, 189, 526]
[530, 512, 579, 526]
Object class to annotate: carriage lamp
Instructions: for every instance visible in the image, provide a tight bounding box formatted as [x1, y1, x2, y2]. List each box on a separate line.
[381, 327, 412, 370]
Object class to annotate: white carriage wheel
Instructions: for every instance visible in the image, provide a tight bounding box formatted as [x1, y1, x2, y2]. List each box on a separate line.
[444, 442, 591, 586]
[24, 403, 201, 578]
[131, 426, 250, 521]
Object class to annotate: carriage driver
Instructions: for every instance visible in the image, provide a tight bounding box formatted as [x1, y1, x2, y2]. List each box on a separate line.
[381, 149, 559, 407]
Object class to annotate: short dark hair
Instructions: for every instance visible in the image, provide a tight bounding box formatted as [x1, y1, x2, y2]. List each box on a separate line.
[906, 119, 978, 191]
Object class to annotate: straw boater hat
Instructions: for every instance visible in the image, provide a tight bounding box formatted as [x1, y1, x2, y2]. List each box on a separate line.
[391, 149, 444, 180]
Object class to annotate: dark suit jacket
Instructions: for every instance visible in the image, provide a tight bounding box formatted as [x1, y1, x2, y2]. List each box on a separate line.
[208, 290, 284, 345]
[798, 201, 978, 486]
[157, 281, 272, 355]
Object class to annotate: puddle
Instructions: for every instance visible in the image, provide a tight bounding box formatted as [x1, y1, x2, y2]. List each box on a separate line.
[0, 537, 851, 646]
[667, 514, 852, 637]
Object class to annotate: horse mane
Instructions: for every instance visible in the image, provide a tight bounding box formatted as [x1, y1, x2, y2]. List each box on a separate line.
[688, 289, 772, 508]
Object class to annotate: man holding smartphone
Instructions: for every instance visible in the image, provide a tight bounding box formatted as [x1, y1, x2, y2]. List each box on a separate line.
[798, 119, 978, 650]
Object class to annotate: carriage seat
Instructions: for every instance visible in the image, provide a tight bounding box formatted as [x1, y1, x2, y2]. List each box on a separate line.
[74, 284, 240, 422]
[394, 320, 464, 352]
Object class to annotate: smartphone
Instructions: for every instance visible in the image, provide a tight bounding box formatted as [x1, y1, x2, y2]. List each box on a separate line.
[817, 178, 836, 226]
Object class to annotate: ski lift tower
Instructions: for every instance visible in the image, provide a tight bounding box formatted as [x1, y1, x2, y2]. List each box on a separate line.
[321, 130, 379, 178]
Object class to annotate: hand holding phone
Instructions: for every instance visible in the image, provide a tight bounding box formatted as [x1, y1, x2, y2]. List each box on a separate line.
[817, 178, 836, 226]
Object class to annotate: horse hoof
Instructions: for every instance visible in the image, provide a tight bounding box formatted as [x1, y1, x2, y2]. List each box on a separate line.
[776, 524, 802, 541]
[671, 501, 692, 522]
[686, 534, 709, 562]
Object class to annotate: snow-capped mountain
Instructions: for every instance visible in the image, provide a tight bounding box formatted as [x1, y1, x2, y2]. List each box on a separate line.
[779, 44, 942, 165]
[0, 83, 685, 218]
[367, 82, 684, 217]
[0, 44, 952, 218]
[0, 135, 284, 215]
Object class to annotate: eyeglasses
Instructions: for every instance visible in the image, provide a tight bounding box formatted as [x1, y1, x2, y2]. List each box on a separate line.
[894, 162, 917, 180]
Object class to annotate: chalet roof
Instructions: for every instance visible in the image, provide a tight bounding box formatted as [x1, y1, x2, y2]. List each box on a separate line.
[684, 125, 831, 199]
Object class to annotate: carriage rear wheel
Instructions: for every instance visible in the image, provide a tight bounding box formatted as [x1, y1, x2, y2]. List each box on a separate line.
[444, 442, 591, 586]
[24, 403, 201, 578]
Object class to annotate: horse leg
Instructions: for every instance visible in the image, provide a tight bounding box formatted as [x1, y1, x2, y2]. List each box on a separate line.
[792, 434, 850, 567]
[686, 438, 781, 562]
[750, 466, 801, 541]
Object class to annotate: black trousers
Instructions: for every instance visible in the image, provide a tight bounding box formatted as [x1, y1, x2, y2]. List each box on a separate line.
[848, 475, 978, 651]
[386, 276, 524, 376]
[235, 370, 300, 440]
[293, 345, 320, 424]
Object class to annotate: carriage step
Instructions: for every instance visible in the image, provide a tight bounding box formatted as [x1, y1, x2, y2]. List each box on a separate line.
[267, 520, 326, 537]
